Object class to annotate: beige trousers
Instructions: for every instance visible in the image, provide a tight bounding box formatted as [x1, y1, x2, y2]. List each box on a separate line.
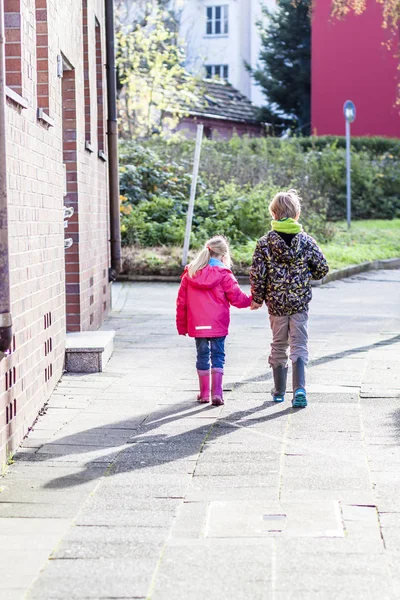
[269, 312, 309, 367]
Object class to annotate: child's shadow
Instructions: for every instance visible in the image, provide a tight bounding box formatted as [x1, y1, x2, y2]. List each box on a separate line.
[42, 397, 295, 490]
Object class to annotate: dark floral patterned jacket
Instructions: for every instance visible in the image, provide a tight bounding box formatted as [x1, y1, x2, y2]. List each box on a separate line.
[249, 231, 329, 315]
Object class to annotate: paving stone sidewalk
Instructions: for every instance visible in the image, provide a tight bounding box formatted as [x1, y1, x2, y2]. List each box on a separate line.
[0, 270, 400, 600]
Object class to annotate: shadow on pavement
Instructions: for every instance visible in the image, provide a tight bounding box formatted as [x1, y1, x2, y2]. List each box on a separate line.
[236, 333, 400, 386]
[18, 333, 400, 490]
[36, 398, 291, 490]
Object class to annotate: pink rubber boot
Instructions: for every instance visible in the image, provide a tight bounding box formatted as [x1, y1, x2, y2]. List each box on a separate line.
[211, 368, 224, 406]
[197, 369, 210, 403]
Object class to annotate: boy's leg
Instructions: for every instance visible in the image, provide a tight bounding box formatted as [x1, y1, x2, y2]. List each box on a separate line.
[289, 312, 309, 365]
[210, 337, 226, 406]
[195, 338, 211, 403]
[269, 315, 289, 402]
[289, 312, 308, 407]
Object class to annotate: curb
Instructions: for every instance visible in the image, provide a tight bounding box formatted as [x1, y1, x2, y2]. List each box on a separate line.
[117, 257, 400, 286]
[311, 257, 400, 287]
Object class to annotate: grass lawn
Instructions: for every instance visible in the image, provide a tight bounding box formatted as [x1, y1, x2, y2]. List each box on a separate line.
[320, 219, 400, 270]
[121, 219, 400, 276]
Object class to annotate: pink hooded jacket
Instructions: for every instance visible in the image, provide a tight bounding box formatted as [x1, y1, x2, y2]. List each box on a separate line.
[176, 264, 252, 338]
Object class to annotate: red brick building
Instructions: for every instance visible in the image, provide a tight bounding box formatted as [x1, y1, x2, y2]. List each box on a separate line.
[312, 0, 400, 137]
[0, 0, 120, 465]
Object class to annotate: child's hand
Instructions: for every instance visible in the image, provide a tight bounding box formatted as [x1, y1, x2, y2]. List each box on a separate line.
[250, 301, 263, 311]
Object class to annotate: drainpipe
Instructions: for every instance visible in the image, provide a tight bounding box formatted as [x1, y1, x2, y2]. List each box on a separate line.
[105, 0, 121, 282]
[0, 1, 13, 360]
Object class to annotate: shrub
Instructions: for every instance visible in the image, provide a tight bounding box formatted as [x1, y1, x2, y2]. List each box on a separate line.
[298, 136, 400, 157]
[119, 136, 400, 251]
[119, 142, 195, 206]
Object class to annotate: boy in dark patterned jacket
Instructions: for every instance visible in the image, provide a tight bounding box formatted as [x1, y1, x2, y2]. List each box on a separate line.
[249, 189, 329, 408]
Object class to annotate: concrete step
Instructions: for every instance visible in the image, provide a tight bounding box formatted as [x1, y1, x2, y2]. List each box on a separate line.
[65, 330, 115, 373]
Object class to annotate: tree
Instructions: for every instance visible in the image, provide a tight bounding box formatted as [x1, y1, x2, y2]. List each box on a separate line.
[251, 0, 311, 135]
[116, 8, 199, 139]
[115, 1, 184, 33]
[331, 0, 399, 35]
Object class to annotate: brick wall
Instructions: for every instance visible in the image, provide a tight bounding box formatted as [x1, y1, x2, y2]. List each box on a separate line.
[0, 0, 112, 465]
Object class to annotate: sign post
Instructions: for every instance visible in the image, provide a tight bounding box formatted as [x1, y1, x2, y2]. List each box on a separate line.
[182, 124, 204, 267]
[343, 100, 356, 229]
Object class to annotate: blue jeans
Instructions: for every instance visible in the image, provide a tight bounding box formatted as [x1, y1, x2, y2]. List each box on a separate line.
[195, 337, 226, 371]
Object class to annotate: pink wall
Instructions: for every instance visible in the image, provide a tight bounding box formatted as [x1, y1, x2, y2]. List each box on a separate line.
[312, 0, 400, 137]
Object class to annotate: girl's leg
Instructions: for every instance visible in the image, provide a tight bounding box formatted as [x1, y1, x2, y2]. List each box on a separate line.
[289, 312, 309, 407]
[269, 315, 289, 402]
[210, 337, 226, 406]
[196, 338, 211, 370]
[195, 338, 211, 403]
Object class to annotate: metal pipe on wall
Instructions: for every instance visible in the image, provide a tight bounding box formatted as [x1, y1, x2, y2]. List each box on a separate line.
[105, 0, 121, 282]
[0, 0, 13, 360]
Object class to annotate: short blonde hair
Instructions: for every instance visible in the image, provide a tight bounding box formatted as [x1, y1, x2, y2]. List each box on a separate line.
[269, 189, 302, 220]
[188, 235, 231, 278]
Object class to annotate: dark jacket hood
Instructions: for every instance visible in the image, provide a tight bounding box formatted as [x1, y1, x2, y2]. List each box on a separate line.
[266, 231, 306, 264]
[186, 265, 229, 290]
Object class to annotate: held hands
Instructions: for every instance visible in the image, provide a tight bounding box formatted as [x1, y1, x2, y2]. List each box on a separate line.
[250, 300, 263, 311]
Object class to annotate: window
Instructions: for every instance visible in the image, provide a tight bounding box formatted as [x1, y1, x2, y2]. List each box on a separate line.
[35, 0, 50, 116]
[4, 0, 22, 95]
[82, 1, 91, 145]
[205, 64, 229, 80]
[95, 19, 104, 154]
[206, 5, 228, 36]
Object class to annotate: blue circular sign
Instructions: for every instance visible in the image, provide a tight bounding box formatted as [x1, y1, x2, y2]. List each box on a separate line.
[343, 100, 356, 123]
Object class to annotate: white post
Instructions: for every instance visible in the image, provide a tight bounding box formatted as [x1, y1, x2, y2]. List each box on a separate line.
[346, 119, 351, 229]
[182, 124, 204, 266]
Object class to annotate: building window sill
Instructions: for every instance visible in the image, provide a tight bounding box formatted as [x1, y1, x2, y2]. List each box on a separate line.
[98, 150, 107, 162]
[5, 87, 29, 110]
[204, 34, 229, 39]
[37, 108, 54, 127]
[85, 141, 94, 153]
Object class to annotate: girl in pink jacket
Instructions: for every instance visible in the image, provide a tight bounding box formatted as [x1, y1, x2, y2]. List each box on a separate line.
[176, 235, 252, 406]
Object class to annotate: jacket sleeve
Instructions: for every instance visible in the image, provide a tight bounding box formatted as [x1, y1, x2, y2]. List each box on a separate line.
[176, 272, 188, 334]
[249, 242, 268, 305]
[308, 239, 329, 281]
[221, 272, 252, 309]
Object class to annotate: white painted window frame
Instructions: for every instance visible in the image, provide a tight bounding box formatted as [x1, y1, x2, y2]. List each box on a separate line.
[205, 5, 229, 36]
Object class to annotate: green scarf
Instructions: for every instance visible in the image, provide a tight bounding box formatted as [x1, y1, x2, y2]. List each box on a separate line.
[271, 217, 302, 234]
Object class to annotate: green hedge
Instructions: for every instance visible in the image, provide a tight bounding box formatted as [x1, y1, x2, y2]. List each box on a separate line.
[297, 136, 400, 156]
[145, 136, 400, 221]
[119, 137, 400, 248]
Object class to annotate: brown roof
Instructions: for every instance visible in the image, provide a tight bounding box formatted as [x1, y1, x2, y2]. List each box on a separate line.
[188, 79, 261, 125]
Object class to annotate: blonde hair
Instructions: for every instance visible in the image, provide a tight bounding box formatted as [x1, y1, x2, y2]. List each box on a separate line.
[188, 235, 231, 278]
[269, 189, 302, 220]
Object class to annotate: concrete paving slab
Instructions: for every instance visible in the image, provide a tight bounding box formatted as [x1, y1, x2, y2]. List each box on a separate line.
[150, 544, 274, 600]
[51, 526, 166, 560]
[28, 558, 153, 599]
[205, 500, 343, 539]
[381, 528, 400, 551]
[184, 483, 280, 502]
[0, 502, 80, 519]
[0, 589, 28, 599]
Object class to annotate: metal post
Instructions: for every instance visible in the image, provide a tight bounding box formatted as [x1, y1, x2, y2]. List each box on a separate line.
[345, 119, 351, 229]
[182, 124, 204, 267]
[105, 0, 121, 282]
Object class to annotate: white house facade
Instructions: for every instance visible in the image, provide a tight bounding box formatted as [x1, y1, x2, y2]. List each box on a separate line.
[178, 0, 270, 107]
